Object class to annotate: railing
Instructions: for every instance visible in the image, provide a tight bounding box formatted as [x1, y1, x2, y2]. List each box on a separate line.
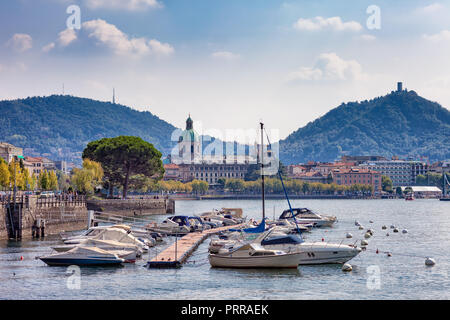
[36, 195, 86, 208]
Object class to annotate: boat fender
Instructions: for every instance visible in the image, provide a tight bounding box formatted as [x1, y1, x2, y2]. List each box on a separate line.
[364, 232, 371, 239]
[361, 240, 368, 246]
[322, 238, 324, 242]
[346, 233, 352, 239]
[425, 258, 436, 266]
[342, 263, 352, 272]
[20, 256, 23, 261]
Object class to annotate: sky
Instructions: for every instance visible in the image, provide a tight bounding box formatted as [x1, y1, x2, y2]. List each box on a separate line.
[1, 0, 450, 143]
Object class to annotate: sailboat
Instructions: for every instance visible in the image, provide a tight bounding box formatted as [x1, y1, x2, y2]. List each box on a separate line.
[208, 122, 302, 268]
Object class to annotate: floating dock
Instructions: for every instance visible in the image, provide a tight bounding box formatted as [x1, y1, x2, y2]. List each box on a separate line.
[146, 224, 245, 268]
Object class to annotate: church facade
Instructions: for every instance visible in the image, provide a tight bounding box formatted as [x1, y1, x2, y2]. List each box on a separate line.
[164, 115, 257, 185]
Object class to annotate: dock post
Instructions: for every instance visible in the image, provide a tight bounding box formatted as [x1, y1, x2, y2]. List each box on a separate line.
[87, 210, 94, 229]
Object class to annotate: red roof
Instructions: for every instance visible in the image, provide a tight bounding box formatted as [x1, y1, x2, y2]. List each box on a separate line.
[164, 163, 180, 169]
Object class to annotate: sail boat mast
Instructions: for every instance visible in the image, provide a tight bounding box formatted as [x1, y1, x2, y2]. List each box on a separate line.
[260, 122, 265, 221]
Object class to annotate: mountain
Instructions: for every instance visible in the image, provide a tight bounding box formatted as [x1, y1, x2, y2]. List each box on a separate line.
[279, 89, 450, 164]
[0, 95, 177, 163]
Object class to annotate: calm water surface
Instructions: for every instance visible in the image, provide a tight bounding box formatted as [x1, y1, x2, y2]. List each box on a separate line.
[1, 199, 449, 300]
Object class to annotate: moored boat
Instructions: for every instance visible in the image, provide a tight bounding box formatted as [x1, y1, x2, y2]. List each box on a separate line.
[39, 246, 125, 266]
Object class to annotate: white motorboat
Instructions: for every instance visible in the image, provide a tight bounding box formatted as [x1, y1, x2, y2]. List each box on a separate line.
[63, 227, 150, 253]
[61, 224, 156, 248]
[279, 208, 337, 228]
[200, 208, 245, 226]
[52, 238, 144, 261]
[39, 246, 125, 266]
[146, 215, 211, 235]
[257, 230, 361, 265]
[208, 242, 300, 268]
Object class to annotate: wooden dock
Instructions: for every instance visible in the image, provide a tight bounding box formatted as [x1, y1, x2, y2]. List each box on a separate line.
[146, 224, 246, 268]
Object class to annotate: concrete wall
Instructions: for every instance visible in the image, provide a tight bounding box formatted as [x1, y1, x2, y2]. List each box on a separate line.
[86, 198, 175, 216]
[1, 196, 88, 240]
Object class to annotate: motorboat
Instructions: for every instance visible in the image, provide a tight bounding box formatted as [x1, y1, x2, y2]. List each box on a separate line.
[52, 238, 144, 262]
[146, 215, 210, 235]
[200, 208, 245, 226]
[208, 242, 300, 268]
[62, 227, 151, 252]
[61, 224, 156, 248]
[279, 208, 337, 227]
[39, 246, 125, 266]
[257, 230, 361, 265]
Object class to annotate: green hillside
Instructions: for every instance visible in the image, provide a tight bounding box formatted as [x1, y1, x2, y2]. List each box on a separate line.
[279, 89, 450, 164]
[0, 95, 177, 162]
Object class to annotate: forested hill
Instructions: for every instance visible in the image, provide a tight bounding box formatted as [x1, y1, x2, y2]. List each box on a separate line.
[0, 95, 177, 162]
[279, 89, 450, 164]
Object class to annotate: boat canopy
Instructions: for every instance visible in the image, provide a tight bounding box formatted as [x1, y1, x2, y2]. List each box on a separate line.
[279, 208, 318, 220]
[261, 234, 304, 246]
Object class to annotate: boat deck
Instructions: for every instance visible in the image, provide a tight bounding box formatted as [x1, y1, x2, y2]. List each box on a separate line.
[146, 224, 246, 268]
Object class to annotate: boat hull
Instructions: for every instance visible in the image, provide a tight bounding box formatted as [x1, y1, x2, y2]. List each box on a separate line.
[40, 257, 124, 266]
[208, 253, 300, 268]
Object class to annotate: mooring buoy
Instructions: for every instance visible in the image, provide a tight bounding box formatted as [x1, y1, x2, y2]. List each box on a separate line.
[342, 263, 352, 272]
[425, 258, 436, 266]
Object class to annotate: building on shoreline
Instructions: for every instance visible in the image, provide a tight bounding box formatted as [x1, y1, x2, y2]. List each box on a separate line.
[331, 168, 382, 193]
[361, 160, 429, 187]
[165, 115, 257, 186]
[0, 142, 23, 163]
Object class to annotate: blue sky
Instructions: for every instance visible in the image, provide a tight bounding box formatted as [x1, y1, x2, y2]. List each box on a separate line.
[1, 0, 450, 142]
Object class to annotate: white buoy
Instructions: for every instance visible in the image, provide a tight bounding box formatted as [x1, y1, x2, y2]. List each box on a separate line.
[359, 225, 364, 230]
[364, 232, 371, 239]
[346, 233, 353, 238]
[369, 220, 374, 223]
[393, 228, 399, 233]
[355, 221, 360, 226]
[425, 258, 436, 266]
[386, 233, 390, 236]
[390, 225, 395, 229]
[342, 263, 352, 272]
[361, 240, 369, 246]
[382, 225, 387, 230]
[387, 252, 392, 257]
[402, 229, 408, 234]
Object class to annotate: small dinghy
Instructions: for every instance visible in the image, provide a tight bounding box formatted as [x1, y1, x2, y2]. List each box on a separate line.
[40, 246, 125, 266]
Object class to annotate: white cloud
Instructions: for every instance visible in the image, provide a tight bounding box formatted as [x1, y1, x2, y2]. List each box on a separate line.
[84, 0, 162, 11]
[423, 30, 450, 42]
[420, 3, 444, 13]
[82, 19, 174, 57]
[293, 16, 362, 32]
[58, 28, 77, 47]
[6, 33, 33, 53]
[288, 53, 364, 82]
[42, 42, 56, 52]
[211, 51, 240, 60]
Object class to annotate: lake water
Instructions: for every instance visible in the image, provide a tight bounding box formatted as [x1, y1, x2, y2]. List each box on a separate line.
[1, 199, 449, 300]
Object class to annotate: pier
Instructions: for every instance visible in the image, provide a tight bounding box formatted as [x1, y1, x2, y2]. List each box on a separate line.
[146, 224, 246, 268]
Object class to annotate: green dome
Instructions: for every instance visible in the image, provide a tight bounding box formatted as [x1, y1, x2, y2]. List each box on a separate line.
[179, 129, 200, 142]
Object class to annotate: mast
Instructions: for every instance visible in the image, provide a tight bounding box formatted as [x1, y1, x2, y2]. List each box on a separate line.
[260, 122, 265, 221]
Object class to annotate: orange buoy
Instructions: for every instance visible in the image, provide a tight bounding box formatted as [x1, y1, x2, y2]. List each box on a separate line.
[20, 256, 23, 261]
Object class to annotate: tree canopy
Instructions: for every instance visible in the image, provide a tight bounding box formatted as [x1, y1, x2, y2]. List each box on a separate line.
[82, 136, 164, 198]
